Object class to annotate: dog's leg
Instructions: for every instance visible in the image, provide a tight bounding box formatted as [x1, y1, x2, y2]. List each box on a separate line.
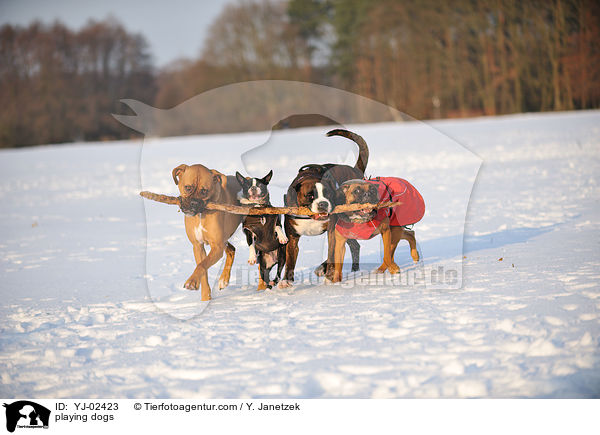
[404, 229, 420, 262]
[279, 234, 299, 288]
[347, 239, 360, 272]
[218, 242, 235, 290]
[248, 242, 257, 265]
[275, 225, 288, 244]
[193, 242, 207, 265]
[319, 218, 342, 278]
[244, 228, 257, 265]
[257, 258, 268, 291]
[184, 242, 225, 301]
[391, 228, 420, 263]
[273, 244, 286, 286]
[317, 219, 336, 277]
[329, 229, 347, 283]
[377, 221, 399, 274]
[186, 242, 208, 293]
[265, 265, 275, 289]
[390, 227, 401, 259]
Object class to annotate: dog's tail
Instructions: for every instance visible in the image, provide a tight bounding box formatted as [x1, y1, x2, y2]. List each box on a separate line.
[326, 129, 369, 174]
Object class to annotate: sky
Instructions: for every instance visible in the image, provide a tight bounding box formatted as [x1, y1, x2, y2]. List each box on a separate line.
[0, 0, 232, 67]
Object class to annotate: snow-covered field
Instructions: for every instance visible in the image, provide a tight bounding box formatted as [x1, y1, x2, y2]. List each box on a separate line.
[0, 110, 598, 398]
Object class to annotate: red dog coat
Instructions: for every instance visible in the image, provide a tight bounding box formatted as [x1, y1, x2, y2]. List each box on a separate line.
[336, 177, 425, 240]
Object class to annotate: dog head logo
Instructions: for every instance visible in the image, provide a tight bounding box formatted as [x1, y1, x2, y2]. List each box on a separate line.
[3, 401, 50, 433]
[113, 81, 481, 319]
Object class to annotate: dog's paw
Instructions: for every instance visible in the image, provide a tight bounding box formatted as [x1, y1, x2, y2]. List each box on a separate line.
[247, 255, 257, 265]
[314, 263, 326, 277]
[411, 249, 420, 263]
[218, 277, 229, 290]
[278, 279, 293, 289]
[326, 272, 342, 283]
[376, 264, 388, 273]
[388, 262, 400, 274]
[275, 227, 288, 244]
[257, 281, 268, 291]
[184, 276, 200, 290]
[351, 263, 360, 272]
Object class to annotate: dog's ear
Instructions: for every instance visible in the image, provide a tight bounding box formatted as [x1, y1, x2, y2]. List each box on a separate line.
[235, 171, 246, 187]
[335, 185, 349, 204]
[211, 169, 226, 189]
[261, 170, 273, 185]
[285, 185, 298, 206]
[172, 164, 188, 185]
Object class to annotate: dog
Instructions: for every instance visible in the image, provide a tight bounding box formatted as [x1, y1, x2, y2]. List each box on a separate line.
[236, 170, 287, 290]
[330, 177, 425, 283]
[172, 163, 243, 301]
[279, 129, 369, 288]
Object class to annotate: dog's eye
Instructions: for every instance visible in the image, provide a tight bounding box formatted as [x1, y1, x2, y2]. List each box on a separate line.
[184, 185, 194, 194]
[199, 188, 208, 196]
[354, 188, 361, 195]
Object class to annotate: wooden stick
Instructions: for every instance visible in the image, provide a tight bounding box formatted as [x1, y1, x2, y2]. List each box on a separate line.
[206, 202, 315, 216]
[332, 201, 402, 214]
[140, 191, 401, 216]
[140, 191, 180, 205]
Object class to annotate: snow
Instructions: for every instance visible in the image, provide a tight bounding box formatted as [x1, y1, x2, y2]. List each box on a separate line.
[0, 110, 599, 398]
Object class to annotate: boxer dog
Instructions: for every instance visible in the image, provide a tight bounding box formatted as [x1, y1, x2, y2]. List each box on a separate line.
[330, 178, 424, 283]
[172, 163, 243, 301]
[236, 170, 287, 290]
[279, 129, 369, 288]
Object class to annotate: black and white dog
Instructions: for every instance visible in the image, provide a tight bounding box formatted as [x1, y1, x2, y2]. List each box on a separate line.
[280, 129, 369, 287]
[236, 170, 287, 290]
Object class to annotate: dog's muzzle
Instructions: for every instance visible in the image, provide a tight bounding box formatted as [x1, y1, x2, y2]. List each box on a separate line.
[180, 198, 206, 216]
[316, 201, 330, 213]
[310, 199, 332, 220]
[344, 201, 377, 223]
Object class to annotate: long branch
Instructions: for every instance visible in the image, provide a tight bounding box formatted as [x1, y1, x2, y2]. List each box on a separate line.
[140, 191, 401, 215]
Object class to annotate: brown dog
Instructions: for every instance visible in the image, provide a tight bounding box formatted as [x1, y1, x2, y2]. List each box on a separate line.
[330, 179, 422, 283]
[172, 163, 243, 301]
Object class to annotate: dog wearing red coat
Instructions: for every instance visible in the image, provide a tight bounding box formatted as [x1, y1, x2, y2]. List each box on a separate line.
[330, 177, 425, 283]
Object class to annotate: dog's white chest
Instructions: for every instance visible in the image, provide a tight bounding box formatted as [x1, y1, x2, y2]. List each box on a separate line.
[194, 221, 207, 244]
[292, 218, 328, 236]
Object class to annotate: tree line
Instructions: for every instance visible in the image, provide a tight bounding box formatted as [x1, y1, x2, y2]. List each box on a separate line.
[0, 18, 154, 147]
[1, 0, 598, 147]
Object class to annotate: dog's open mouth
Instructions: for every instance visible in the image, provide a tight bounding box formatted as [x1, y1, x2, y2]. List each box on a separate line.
[311, 213, 329, 220]
[346, 207, 376, 223]
[248, 194, 267, 202]
[239, 194, 268, 205]
[356, 208, 374, 217]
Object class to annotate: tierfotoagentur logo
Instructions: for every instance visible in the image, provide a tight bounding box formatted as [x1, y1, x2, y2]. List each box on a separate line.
[3, 401, 50, 433]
